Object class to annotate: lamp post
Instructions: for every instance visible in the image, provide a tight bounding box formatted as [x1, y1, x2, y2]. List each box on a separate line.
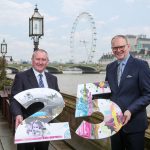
[29, 4, 44, 51]
[0, 39, 13, 88]
[1, 39, 7, 57]
[1, 39, 13, 61]
[0, 39, 7, 87]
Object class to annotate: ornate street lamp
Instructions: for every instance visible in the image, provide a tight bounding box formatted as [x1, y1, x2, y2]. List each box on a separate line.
[29, 4, 44, 51]
[0, 39, 13, 89]
[1, 39, 7, 57]
[0, 39, 7, 88]
[1, 39, 13, 61]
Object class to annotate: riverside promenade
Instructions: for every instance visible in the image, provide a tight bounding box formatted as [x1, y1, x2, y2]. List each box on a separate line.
[0, 88, 74, 150]
[0, 111, 74, 150]
[0, 111, 16, 150]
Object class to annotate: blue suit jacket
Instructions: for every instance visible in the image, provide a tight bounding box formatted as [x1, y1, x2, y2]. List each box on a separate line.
[10, 68, 59, 119]
[106, 55, 150, 133]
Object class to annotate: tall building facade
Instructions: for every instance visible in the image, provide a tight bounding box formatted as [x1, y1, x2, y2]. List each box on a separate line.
[126, 34, 150, 52]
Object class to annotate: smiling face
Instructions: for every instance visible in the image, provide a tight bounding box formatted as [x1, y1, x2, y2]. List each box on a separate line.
[32, 49, 49, 73]
[111, 36, 130, 60]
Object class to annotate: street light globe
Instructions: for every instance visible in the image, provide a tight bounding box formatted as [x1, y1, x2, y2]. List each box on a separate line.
[29, 4, 44, 37]
[1, 39, 7, 56]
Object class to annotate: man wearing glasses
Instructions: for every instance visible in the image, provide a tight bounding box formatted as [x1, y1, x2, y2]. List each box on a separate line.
[105, 35, 150, 150]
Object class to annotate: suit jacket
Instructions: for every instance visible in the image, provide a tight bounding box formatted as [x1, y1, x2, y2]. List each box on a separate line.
[10, 68, 59, 119]
[106, 55, 150, 133]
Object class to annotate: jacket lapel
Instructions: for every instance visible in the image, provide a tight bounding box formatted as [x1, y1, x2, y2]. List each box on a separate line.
[45, 72, 53, 88]
[109, 61, 119, 90]
[119, 56, 134, 87]
[27, 68, 39, 88]
[114, 62, 119, 87]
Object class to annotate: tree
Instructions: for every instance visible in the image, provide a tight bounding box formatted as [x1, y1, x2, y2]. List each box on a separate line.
[0, 57, 12, 90]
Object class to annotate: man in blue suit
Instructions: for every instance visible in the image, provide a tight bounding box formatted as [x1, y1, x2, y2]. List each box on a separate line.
[106, 35, 150, 150]
[10, 49, 59, 150]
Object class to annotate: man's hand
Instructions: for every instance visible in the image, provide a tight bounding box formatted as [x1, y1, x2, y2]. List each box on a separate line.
[123, 110, 131, 126]
[15, 115, 23, 129]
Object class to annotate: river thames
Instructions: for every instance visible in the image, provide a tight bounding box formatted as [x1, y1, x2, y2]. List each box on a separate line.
[8, 73, 106, 96]
[55, 73, 106, 96]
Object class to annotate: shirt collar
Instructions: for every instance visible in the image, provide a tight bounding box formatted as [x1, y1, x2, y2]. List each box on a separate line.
[118, 54, 130, 65]
[32, 68, 45, 77]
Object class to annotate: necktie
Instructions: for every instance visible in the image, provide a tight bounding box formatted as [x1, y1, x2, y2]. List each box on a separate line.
[117, 62, 124, 86]
[38, 74, 44, 88]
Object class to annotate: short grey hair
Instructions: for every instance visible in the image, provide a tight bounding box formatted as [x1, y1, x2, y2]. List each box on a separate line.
[32, 49, 49, 61]
[111, 35, 128, 45]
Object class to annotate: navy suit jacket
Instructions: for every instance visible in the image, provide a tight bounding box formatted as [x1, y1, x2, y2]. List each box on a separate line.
[10, 68, 59, 119]
[106, 55, 150, 133]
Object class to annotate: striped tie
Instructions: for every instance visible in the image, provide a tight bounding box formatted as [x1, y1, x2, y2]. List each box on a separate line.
[117, 62, 124, 86]
[38, 74, 44, 88]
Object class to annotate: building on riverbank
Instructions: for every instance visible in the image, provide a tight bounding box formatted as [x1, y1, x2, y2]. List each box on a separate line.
[99, 34, 150, 65]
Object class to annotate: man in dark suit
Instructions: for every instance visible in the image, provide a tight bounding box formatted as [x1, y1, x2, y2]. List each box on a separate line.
[105, 35, 150, 150]
[10, 49, 59, 150]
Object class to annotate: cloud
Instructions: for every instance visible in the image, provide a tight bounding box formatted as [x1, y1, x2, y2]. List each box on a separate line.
[60, 24, 69, 29]
[124, 0, 144, 3]
[125, 0, 136, 3]
[42, 12, 58, 23]
[96, 15, 119, 29]
[0, 0, 32, 26]
[125, 0, 148, 4]
[61, 0, 96, 16]
[39, 39, 71, 63]
[45, 15, 58, 22]
[109, 15, 120, 22]
[0, 0, 58, 26]
[114, 26, 150, 37]
[96, 21, 106, 28]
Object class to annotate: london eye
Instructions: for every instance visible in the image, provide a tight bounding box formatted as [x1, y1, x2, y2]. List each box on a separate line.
[70, 12, 97, 63]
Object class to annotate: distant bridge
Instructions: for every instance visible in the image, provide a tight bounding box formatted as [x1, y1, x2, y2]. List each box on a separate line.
[7, 63, 107, 74]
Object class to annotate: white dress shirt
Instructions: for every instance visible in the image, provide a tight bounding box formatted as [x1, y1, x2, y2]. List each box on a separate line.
[32, 68, 48, 88]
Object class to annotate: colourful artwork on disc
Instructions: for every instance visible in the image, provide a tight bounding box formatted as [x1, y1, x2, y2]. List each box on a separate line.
[14, 88, 71, 144]
[75, 81, 124, 139]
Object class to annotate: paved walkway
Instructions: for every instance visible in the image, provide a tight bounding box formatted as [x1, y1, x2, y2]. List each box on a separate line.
[0, 111, 16, 150]
[0, 111, 74, 150]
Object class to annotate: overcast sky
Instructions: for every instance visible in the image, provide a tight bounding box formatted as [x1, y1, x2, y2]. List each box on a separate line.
[0, 0, 150, 63]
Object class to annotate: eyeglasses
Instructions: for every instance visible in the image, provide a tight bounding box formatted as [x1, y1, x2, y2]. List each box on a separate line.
[112, 45, 127, 51]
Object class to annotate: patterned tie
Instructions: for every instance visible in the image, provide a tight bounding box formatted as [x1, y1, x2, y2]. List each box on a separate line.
[117, 62, 124, 86]
[38, 74, 44, 88]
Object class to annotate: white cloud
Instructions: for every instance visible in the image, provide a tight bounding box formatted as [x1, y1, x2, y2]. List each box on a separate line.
[0, 0, 32, 26]
[114, 26, 150, 37]
[0, 0, 58, 26]
[109, 15, 120, 22]
[43, 14, 58, 23]
[125, 0, 148, 4]
[125, 0, 136, 3]
[60, 24, 69, 29]
[61, 0, 95, 16]
[96, 21, 106, 28]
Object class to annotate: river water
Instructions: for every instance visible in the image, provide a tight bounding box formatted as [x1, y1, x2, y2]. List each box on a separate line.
[8, 73, 106, 96]
[55, 73, 106, 96]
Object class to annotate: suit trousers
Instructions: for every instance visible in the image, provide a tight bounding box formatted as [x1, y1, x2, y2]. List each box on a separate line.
[111, 128, 145, 150]
[17, 141, 49, 150]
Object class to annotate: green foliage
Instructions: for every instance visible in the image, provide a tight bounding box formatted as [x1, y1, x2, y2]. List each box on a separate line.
[0, 57, 3, 68]
[0, 57, 12, 90]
